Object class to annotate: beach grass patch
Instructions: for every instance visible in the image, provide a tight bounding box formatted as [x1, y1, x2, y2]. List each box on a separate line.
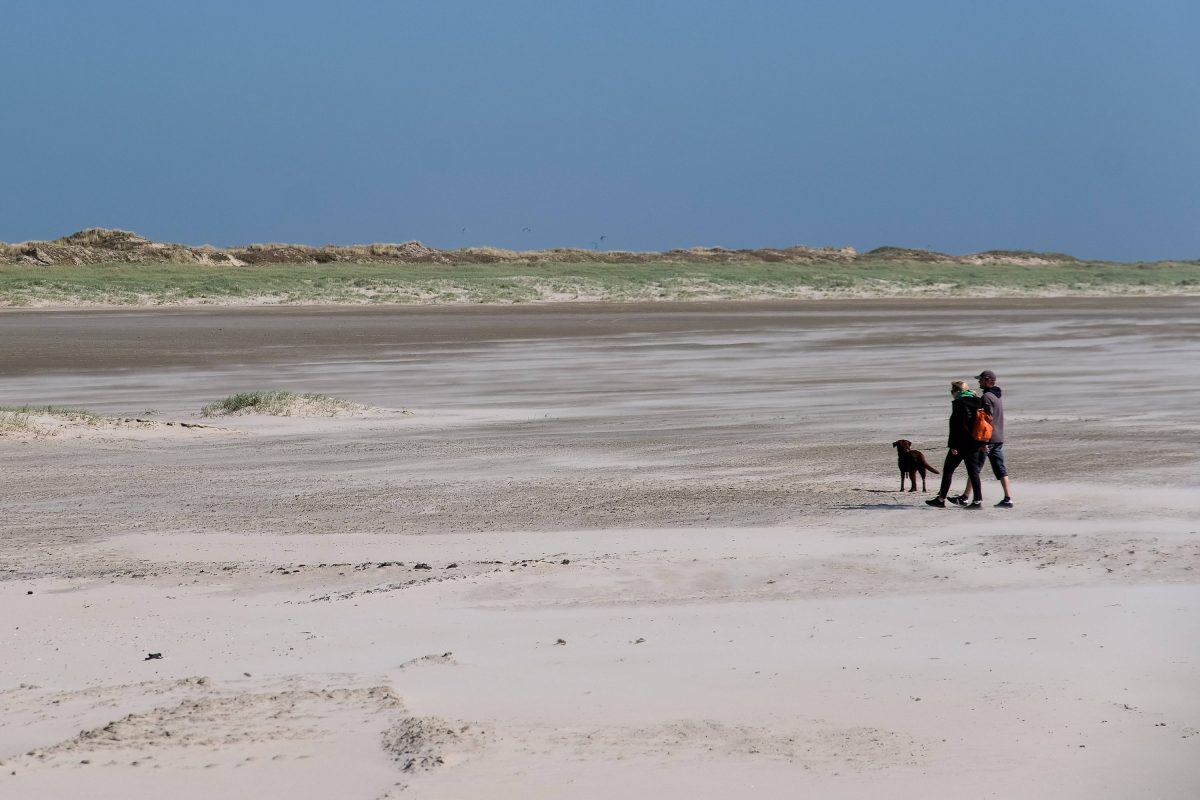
[200, 390, 362, 417]
[0, 405, 103, 435]
[0, 405, 102, 423]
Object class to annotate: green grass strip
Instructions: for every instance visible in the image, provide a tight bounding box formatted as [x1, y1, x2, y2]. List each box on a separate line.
[1, 260, 1198, 306]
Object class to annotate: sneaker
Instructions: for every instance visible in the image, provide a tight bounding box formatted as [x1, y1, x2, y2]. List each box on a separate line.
[947, 495, 969, 506]
[995, 497, 1014, 508]
[925, 497, 946, 508]
[965, 502, 983, 510]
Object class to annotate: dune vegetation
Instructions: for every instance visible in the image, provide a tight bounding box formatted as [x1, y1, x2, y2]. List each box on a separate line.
[1, 259, 1198, 307]
[0, 405, 101, 423]
[200, 391, 364, 418]
[1, 229, 1197, 306]
[0, 405, 103, 437]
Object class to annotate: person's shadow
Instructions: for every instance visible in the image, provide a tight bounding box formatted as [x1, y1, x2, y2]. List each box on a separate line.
[838, 489, 927, 510]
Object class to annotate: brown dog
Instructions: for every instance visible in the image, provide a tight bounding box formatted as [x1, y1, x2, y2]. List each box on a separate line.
[892, 439, 940, 492]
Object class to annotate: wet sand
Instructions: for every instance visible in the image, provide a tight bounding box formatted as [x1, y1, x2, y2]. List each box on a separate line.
[2, 298, 1198, 799]
[3, 296, 1199, 373]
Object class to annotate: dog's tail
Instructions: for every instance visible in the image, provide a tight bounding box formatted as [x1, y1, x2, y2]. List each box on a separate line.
[926, 464, 940, 474]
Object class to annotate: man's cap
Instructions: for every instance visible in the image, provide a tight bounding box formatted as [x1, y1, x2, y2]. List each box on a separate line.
[975, 370, 997, 381]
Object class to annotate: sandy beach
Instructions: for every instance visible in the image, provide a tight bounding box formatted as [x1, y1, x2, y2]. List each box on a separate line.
[2, 297, 1198, 799]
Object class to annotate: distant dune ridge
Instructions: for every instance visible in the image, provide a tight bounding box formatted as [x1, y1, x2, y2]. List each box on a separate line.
[0, 227, 1116, 267]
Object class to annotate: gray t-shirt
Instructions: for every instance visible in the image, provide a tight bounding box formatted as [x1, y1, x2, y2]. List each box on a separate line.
[982, 386, 1004, 443]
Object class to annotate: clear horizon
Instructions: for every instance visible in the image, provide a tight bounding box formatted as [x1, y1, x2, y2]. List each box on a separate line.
[3, 1, 1197, 261]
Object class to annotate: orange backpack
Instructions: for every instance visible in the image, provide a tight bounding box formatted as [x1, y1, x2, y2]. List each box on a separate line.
[971, 403, 994, 442]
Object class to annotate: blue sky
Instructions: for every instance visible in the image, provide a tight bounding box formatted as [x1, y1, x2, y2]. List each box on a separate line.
[2, 0, 1197, 260]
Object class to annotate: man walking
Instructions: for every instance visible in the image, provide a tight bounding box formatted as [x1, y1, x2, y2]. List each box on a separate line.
[950, 369, 1013, 508]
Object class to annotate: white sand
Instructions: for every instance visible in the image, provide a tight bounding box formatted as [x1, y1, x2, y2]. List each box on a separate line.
[2, 299, 1198, 798]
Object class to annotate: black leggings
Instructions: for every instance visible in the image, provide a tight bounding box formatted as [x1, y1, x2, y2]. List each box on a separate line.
[937, 445, 983, 501]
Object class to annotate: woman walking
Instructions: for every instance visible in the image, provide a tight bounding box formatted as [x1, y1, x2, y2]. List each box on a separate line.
[925, 380, 985, 509]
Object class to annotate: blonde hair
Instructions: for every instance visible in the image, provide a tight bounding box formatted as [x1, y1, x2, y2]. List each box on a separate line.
[951, 380, 971, 393]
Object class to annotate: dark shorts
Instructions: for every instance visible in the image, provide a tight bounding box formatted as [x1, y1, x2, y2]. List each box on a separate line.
[972, 443, 1008, 479]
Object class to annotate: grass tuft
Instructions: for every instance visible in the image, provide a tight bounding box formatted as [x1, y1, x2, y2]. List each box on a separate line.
[200, 391, 360, 417]
[0, 405, 103, 435]
[0, 411, 34, 433]
[0, 405, 102, 422]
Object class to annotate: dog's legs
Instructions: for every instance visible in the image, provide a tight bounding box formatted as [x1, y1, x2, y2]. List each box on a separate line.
[907, 470, 918, 492]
